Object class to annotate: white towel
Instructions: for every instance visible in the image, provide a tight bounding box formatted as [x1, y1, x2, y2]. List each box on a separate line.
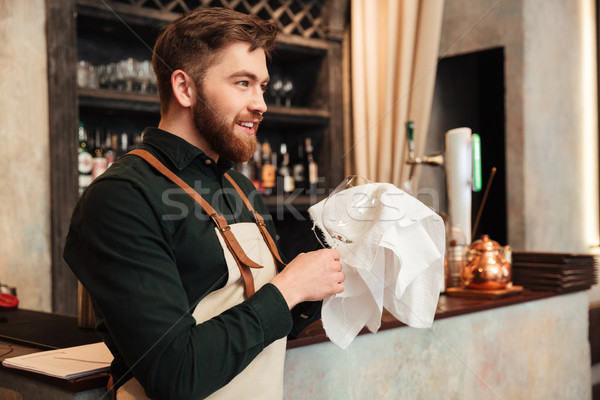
[308, 182, 445, 349]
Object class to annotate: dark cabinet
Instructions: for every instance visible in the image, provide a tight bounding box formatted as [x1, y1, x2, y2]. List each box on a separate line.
[47, 0, 348, 314]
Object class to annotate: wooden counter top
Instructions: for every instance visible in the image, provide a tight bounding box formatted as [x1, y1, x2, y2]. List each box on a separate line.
[0, 309, 107, 393]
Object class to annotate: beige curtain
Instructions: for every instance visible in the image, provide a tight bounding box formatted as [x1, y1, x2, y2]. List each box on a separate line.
[346, 0, 445, 187]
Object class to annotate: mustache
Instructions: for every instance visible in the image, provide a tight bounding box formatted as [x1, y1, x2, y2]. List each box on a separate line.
[235, 113, 264, 123]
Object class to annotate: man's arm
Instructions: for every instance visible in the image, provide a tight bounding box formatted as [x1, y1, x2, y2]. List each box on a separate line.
[65, 177, 292, 399]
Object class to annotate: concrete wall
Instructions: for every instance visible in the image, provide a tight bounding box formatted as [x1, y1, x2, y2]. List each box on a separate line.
[285, 292, 591, 399]
[430, 0, 600, 304]
[522, 0, 598, 253]
[0, 0, 51, 311]
[434, 0, 598, 254]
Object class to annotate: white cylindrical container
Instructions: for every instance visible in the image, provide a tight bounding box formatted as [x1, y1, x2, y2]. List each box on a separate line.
[444, 127, 472, 289]
[445, 127, 472, 247]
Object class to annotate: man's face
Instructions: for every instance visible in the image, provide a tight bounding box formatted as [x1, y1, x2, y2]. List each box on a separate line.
[192, 42, 269, 163]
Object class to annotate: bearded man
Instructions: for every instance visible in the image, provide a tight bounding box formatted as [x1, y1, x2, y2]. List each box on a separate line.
[64, 7, 344, 400]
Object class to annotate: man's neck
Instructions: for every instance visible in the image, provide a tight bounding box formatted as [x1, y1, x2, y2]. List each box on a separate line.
[158, 113, 219, 161]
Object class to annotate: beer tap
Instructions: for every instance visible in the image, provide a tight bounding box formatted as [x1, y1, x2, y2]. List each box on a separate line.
[404, 121, 444, 194]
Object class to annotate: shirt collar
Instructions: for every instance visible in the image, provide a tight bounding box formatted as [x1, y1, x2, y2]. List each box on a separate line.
[141, 127, 234, 171]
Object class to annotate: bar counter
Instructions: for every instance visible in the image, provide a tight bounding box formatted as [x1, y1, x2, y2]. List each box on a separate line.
[0, 289, 591, 399]
[284, 289, 591, 399]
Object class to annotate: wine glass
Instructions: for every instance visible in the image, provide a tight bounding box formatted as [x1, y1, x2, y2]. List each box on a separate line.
[282, 78, 294, 107]
[137, 60, 153, 95]
[312, 175, 373, 248]
[76, 60, 89, 88]
[269, 75, 284, 106]
[121, 58, 136, 92]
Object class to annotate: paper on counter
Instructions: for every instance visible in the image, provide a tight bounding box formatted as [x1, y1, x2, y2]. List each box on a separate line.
[308, 182, 445, 349]
[2, 342, 112, 380]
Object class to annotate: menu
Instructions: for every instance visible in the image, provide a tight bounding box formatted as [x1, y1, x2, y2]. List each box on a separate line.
[2, 342, 112, 380]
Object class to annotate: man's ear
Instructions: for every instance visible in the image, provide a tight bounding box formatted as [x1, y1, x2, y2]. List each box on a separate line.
[170, 70, 196, 108]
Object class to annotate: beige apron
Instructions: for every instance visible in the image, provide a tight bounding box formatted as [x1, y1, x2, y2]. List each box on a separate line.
[115, 150, 286, 399]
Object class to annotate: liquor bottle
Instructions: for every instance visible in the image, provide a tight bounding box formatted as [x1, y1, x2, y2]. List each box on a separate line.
[235, 151, 255, 182]
[261, 140, 276, 196]
[251, 147, 262, 191]
[133, 133, 142, 149]
[77, 122, 93, 196]
[104, 131, 117, 168]
[120, 132, 129, 157]
[292, 143, 305, 192]
[91, 128, 108, 180]
[127, 132, 142, 151]
[271, 151, 279, 181]
[278, 143, 295, 194]
[305, 137, 318, 194]
[236, 160, 254, 181]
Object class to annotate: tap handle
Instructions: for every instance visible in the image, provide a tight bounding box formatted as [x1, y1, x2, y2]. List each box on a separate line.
[406, 121, 415, 152]
[472, 133, 482, 192]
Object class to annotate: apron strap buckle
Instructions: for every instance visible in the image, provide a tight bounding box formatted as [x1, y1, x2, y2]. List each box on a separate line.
[252, 211, 267, 227]
[210, 212, 231, 232]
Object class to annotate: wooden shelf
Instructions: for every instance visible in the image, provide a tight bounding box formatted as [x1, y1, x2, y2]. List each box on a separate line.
[78, 88, 330, 126]
[275, 34, 330, 55]
[264, 106, 330, 126]
[76, 0, 178, 25]
[76, 0, 331, 41]
[78, 88, 160, 113]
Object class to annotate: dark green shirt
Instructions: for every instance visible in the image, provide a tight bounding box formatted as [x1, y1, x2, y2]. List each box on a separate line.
[64, 128, 317, 399]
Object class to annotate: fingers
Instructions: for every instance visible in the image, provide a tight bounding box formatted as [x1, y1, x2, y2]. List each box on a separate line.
[329, 259, 343, 274]
[315, 248, 340, 261]
[286, 248, 346, 299]
[329, 248, 341, 261]
[334, 266, 345, 293]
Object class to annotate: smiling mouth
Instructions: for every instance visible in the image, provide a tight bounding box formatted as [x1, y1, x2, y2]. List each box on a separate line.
[235, 113, 263, 135]
[236, 121, 259, 135]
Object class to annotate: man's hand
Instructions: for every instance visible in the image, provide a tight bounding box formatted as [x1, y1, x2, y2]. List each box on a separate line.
[270, 249, 345, 309]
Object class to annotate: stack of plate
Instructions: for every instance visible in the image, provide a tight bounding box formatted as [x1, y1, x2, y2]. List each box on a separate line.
[511, 252, 598, 292]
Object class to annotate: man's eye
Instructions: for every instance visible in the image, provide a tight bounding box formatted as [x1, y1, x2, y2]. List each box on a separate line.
[261, 85, 268, 93]
[237, 81, 249, 87]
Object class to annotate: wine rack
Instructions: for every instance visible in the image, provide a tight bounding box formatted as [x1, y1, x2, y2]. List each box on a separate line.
[82, 0, 328, 40]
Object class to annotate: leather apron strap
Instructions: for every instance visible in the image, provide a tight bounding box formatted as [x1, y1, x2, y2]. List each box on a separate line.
[108, 374, 116, 400]
[223, 173, 286, 267]
[127, 149, 261, 297]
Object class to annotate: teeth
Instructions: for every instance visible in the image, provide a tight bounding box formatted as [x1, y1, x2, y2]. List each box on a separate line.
[239, 122, 253, 128]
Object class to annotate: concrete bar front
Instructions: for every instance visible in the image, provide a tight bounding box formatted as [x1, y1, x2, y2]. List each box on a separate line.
[284, 291, 591, 400]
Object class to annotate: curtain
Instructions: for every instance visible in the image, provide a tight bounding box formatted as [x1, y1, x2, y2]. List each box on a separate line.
[346, 0, 445, 188]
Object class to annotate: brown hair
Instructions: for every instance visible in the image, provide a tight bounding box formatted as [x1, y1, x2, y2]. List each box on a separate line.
[152, 7, 279, 114]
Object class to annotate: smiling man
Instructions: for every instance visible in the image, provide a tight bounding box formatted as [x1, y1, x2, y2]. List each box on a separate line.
[64, 7, 344, 400]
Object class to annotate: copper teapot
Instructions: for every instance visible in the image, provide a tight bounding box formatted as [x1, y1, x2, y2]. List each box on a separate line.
[461, 235, 512, 290]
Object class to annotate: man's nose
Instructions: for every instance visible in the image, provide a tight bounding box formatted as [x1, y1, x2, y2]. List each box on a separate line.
[250, 88, 267, 114]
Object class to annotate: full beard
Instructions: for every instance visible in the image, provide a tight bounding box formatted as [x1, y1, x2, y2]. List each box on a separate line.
[192, 97, 260, 164]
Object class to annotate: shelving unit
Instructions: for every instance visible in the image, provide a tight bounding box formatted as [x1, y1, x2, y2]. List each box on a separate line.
[47, 0, 349, 314]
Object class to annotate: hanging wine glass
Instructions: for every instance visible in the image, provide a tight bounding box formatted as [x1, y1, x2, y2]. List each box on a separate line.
[312, 175, 373, 248]
[137, 60, 153, 95]
[122, 58, 136, 92]
[282, 78, 294, 107]
[269, 75, 284, 106]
